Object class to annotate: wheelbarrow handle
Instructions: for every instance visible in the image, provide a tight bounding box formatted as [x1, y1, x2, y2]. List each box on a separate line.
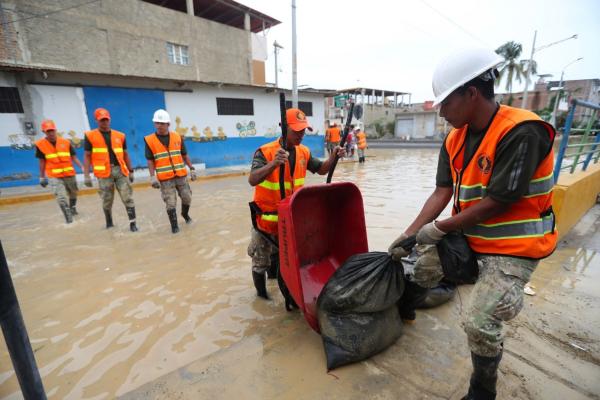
[326, 102, 355, 184]
[279, 92, 288, 200]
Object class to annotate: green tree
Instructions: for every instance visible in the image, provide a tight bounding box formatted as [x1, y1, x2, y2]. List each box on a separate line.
[495, 41, 525, 105]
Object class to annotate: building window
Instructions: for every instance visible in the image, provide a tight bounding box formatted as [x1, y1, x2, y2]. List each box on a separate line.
[285, 101, 313, 116]
[216, 98, 254, 115]
[0, 87, 24, 113]
[167, 42, 189, 65]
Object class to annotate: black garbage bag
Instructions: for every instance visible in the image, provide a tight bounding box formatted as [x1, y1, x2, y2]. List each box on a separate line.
[317, 252, 405, 370]
[436, 231, 479, 284]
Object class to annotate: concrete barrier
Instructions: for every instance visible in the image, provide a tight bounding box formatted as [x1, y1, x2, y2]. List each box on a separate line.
[553, 163, 600, 239]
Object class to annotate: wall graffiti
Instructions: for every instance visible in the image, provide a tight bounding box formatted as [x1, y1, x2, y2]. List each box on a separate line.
[236, 121, 256, 138]
[173, 116, 227, 142]
[8, 134, 34, 150]
[7, 130, 83, 150]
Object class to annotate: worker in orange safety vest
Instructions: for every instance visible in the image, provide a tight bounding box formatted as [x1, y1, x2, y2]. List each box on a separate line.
[35, 119, 83, 223]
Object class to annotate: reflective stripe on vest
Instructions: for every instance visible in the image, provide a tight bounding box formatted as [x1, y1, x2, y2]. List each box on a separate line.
[458, 172, 554, 203]
[261, 214, 278, 222]
[465, 213, 555, 240]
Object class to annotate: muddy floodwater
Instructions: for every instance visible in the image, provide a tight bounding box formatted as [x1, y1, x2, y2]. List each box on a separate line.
[1, 148, 599, 399]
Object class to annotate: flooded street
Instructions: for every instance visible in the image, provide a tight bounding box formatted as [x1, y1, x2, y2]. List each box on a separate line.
[1, 148, 599, 399]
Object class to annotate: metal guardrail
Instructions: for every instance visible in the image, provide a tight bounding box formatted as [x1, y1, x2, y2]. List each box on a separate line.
[554, 99, 600, 183]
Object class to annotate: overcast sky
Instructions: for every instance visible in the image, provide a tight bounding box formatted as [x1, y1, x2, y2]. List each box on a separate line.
[239, 0, 599, 103]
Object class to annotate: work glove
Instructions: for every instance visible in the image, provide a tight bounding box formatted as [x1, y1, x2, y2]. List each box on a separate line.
[416, 221, 446, 245]
[388, 232, 411, 262]
[84, 175, 93, 188]
[129, 171, 134, 183]
[151, 175, 160, 189]
[39, 177, 48, 188]
[190, 169, 197, 181]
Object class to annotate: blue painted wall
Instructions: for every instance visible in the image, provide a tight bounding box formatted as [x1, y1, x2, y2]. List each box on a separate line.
[83, 86, 166, 168]
[0, 137, 325, 188]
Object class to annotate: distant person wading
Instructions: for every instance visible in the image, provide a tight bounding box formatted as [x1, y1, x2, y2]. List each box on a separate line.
[83, 108, 138, 232]
[145, 109, 197, 234]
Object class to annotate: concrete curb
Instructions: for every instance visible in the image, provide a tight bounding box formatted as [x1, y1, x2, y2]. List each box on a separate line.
[0, 171, 248, 206]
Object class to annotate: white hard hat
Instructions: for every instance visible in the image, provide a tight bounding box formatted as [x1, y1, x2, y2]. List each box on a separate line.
[152, 109, 171, 123]
[432, 48, 503, 106]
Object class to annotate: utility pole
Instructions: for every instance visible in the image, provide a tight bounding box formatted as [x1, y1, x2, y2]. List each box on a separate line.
[521, 30, 537, 110]
[291, 0, 298, 107]
[550, 57, 583, 127]
[273, 41, 283, 88]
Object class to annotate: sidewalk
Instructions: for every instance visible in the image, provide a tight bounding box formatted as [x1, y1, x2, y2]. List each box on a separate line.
[0, 164, 250, 206]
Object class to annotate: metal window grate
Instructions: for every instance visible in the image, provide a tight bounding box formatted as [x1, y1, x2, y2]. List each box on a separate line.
[166, 42, 189, 65]
[0, 87, 24, 113]
[285, 101, 313, 116]
[216, 98, 254, 115]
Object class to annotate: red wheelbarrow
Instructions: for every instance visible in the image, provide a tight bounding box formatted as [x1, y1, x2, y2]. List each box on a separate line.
[277, 181, 368, 332]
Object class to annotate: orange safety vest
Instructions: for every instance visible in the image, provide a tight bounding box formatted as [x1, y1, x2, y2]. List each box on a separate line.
[327, 127, 341, 143]
[144, 132, 188, 181]
[35, 137, 76, 178]
[356, 131, 367, 149]
[85, 129, 129, 178]
[445, 105, 557, 259]
[253, 140, 310, 235]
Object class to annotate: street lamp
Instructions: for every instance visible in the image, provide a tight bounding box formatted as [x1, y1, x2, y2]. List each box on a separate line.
[273, 41, 284, 88]
[550, 57, 583, 127]
[521, 32, 578, 109]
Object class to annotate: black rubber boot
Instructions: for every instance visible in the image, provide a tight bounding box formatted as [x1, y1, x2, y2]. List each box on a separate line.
[252, 271, 269, 299]
[126, 207, 138, 232]
[69, 198, 78, 215]
[462, 351, 503, 400]
[267, 253, 278, 279]
[167, 208, 179, 234]
[398, 279, 429, 323]
[104, 209, 114, 228]
[181, 204, 192, 224]
[59, 204, 73, 224]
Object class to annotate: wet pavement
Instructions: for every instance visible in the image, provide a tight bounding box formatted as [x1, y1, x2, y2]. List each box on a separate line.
[0, 149, 599, 399]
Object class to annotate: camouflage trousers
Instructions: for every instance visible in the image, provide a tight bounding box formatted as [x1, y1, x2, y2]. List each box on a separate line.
[412, 245, 537, 357]
[327, 141, 340, 154]
[97, 168, 134, 211]
[49, 176, 78, 208]
[247, 228, 277, 274]
[159, 176, 192, 210]
[357, 148, 365, 158]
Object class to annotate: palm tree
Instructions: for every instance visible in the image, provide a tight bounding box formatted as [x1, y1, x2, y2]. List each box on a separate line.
[495, 41, 525, 105]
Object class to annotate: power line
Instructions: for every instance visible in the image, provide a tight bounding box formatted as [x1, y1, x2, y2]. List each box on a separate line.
[418, 0, 488, 46]
[1, 0, 101, 26]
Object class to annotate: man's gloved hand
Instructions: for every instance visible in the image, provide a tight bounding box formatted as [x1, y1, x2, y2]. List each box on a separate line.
[39, 177, 48, 188]
[416, 221, 446, 245]
[273, 148, 289, 166]
[151, 175, 160, 189]
[129, 170, 134, 183]
[388, 232, 410, 262]
[84, 175, 93, 187]
[190, 168, 197, 181]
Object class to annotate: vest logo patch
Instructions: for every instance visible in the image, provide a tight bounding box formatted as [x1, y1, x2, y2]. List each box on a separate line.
[300, 157, 306, 168]
[477, 154, 492, 174]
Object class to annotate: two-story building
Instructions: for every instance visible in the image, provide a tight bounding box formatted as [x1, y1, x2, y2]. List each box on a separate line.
[0, 0, 328, 187]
